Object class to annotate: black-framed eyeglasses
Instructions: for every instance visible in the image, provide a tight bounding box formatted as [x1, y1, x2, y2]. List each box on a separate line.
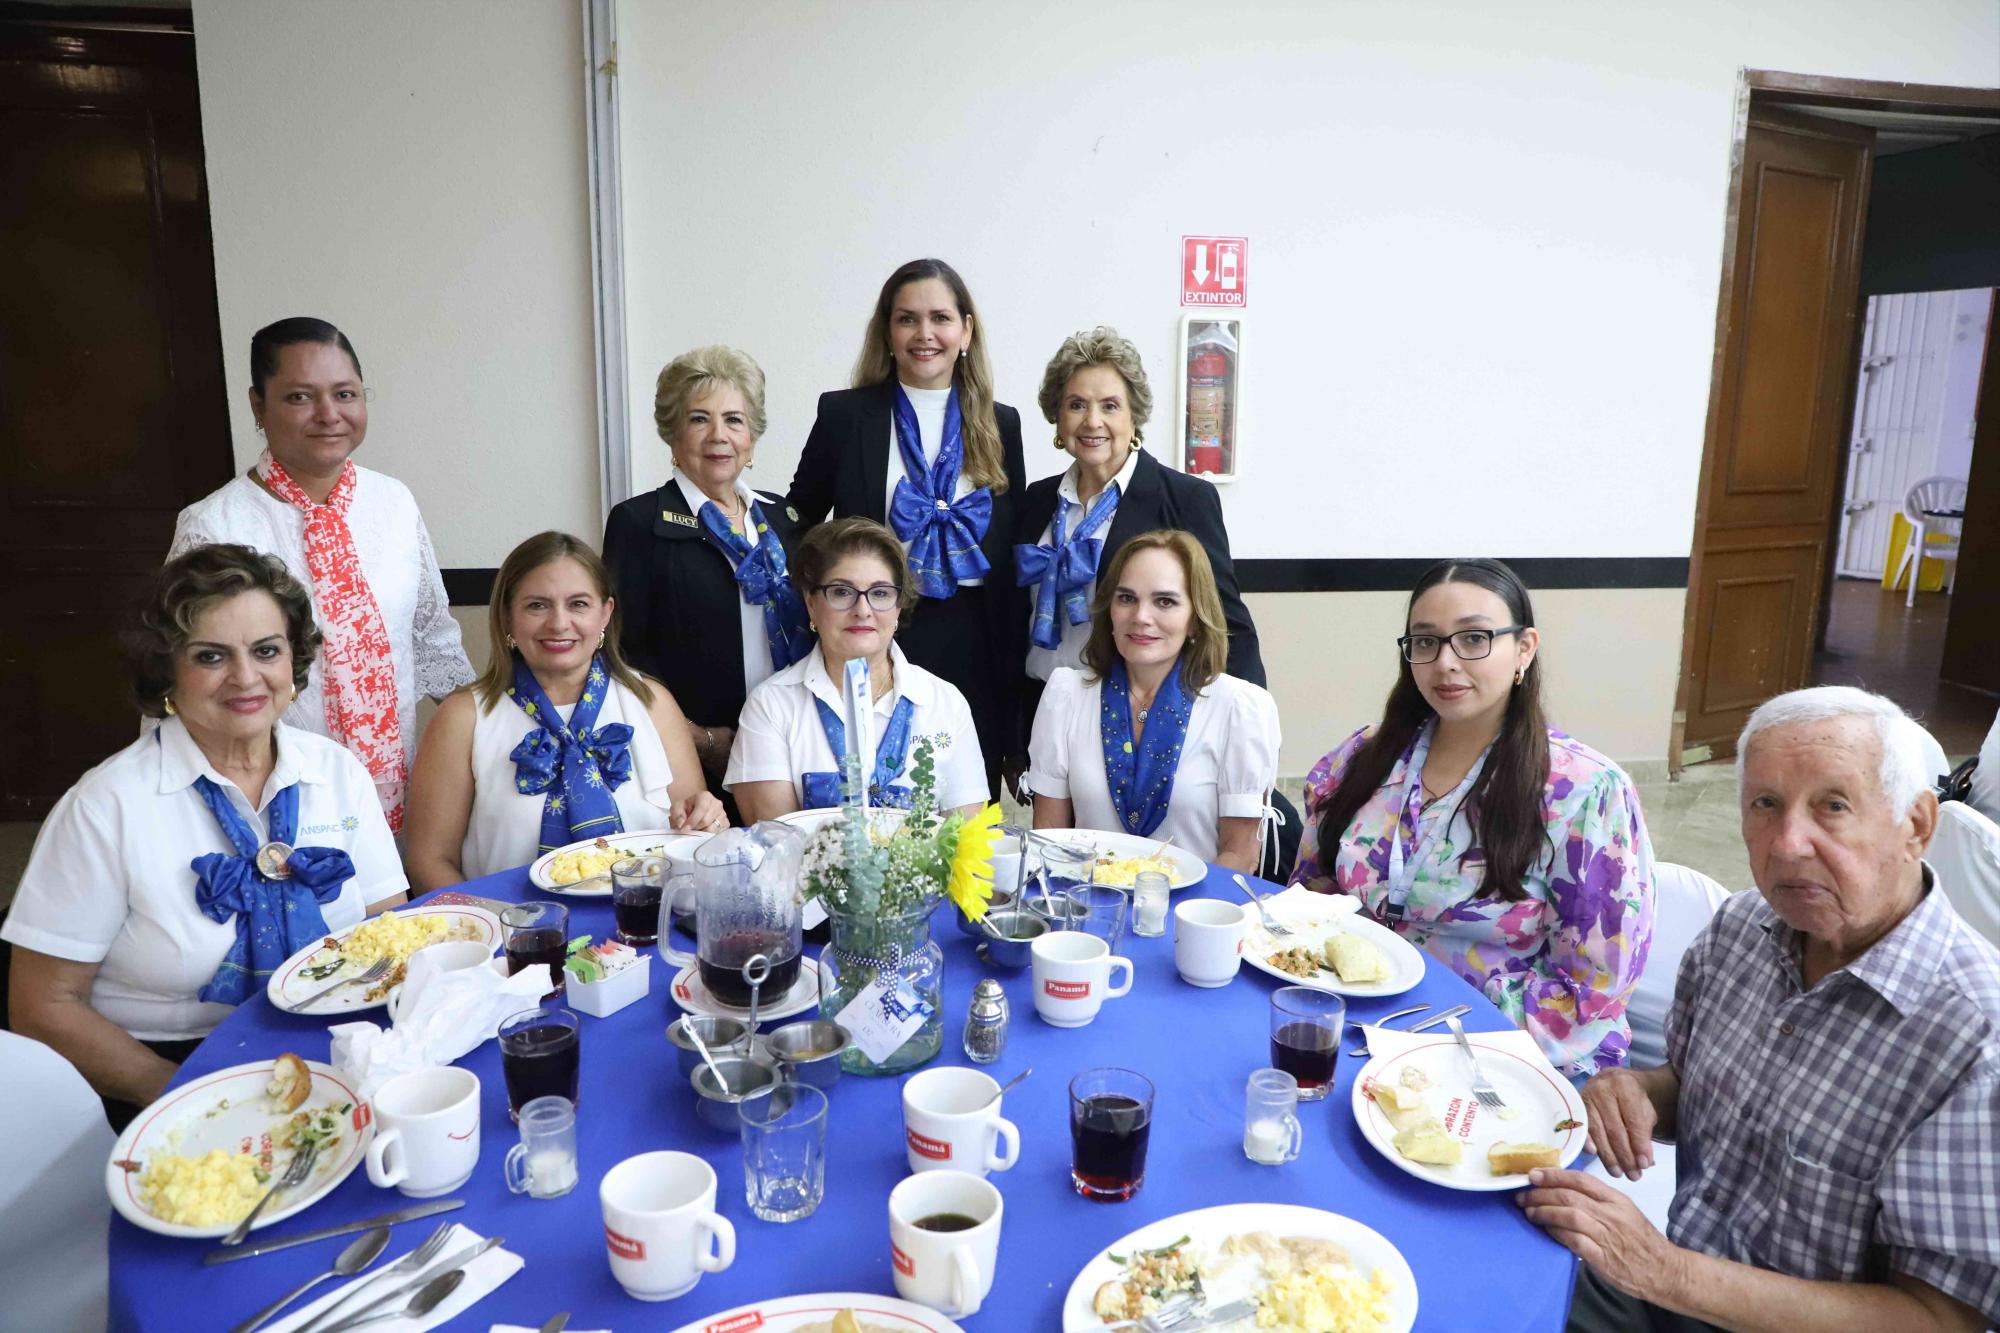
[1397, 625, 1525, 664]
[816, 582, 900, 612]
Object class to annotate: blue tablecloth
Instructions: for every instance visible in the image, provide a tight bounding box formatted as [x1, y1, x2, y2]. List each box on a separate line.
[109, 865, 1577, 1330]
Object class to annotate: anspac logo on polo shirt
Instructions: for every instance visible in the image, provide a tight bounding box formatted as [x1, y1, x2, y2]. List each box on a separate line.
[298, 815, 361, 837]
[1044, 978, 1091, 1000]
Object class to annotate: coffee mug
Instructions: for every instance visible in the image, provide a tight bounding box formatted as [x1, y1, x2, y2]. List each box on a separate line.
[1173, 898, 1249, 988]
[902, 1066, 1021, 1177]
[887, 1171, 1003, 1317]
[599, 1151, 736, 1302]
[386, 939, 494, 1022]
[363, 1066, 480, 1198]
[1030, 931, 1133, 1028]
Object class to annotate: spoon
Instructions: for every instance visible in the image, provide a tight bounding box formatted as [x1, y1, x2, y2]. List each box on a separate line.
[740, 952, 771, 1038]
[683, 1021, 730, 1090]
[229, 1227, 390, 1333]
[339, 1267, 467, 1330]
[976, 1066, 1032, 1110]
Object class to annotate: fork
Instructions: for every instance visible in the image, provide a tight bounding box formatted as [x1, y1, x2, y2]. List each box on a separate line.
[1091, 1291, 1199, 1331]
[1230, 873, 1293, 936]
[294, 1222, 456, 1333]
[222, 1141, 319, 1246]
[1446, 1014, 1509, 1110]
[290, 957, 393, 1012]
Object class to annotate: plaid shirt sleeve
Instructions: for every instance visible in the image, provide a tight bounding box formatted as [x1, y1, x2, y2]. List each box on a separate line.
[1877, 1063, 2000, 1321]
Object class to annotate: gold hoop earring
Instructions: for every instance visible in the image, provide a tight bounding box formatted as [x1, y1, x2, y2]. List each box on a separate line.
[163, 695, 177, 716]
[1514, 668, 1525, 686]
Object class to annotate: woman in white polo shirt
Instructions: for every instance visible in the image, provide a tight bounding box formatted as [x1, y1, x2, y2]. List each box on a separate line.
[1027, 529, 1281, 872]
[726, 518, 988, 819]
[4, 546, 406, 1127]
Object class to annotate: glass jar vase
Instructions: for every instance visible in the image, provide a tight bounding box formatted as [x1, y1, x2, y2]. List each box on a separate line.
[819, 899, 944, 1076]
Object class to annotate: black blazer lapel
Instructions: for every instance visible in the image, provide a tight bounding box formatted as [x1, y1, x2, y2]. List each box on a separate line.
[852, 381, 895, 524]
[1104, 448, 1168, 555]
[1018, 475, 1061, 547]
[649, 481, 708, 542]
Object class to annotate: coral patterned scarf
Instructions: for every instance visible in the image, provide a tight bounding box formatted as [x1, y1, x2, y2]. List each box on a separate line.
[257, 449, 407, 830]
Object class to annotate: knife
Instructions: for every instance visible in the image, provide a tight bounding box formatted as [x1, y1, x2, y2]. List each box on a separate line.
[202, 1199, 464, 1265]
[1167, 1299, 1257, 1331]
[1404, 1004, 1472, 1034]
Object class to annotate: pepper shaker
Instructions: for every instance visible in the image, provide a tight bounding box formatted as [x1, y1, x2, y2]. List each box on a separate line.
[963, 978, 1009, 1064]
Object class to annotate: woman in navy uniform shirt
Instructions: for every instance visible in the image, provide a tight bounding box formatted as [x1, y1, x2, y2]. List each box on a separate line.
[787, 258, 1026, 800]
[604, 345, 812, 797]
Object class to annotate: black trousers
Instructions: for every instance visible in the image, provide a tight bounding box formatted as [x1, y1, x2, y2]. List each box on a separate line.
[897, 586, 1013, 801]
[102, 1036, 204, 1133]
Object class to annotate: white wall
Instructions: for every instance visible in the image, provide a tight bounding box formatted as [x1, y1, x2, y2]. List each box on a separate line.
[190, 0, 601, 567]
[616, 0, 1999, 562]
[1935, 287, 1993, 480]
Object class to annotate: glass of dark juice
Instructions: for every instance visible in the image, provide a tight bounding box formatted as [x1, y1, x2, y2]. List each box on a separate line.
[503, 901, 570, 998]
[1270, 985, 1345, 1102]
[610, 855, 664, 947]
[498, 1004, 580, 1122]
[1068, 1067, 1154, 1202]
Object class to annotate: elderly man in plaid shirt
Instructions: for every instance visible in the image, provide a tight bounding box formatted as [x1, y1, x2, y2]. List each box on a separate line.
[1521, 686, 2000, 1333]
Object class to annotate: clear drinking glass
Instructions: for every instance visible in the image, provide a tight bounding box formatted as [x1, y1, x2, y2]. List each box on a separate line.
[738, 1082, 828, 1223]
[1269, 986, 1346, 1102]
[503, 1094, 578, 1198]
[501, 900, 571, 998]
[1244, 1067, 1303, 1165]
[1131, 870, 1170, 938]
[1068, 1067, 1154, 1202]
[611, 854, 664, 946]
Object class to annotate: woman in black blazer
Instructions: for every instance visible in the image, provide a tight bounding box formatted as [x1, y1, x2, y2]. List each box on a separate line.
[788, 258, 1027, 798]
[1014, 326, 1298, 874]
[604, 345, 811, 799]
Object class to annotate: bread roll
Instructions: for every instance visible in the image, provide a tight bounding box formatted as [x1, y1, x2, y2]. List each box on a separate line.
[265, 1052, 310, 1112]
[1487, 1141, 1560, 1175]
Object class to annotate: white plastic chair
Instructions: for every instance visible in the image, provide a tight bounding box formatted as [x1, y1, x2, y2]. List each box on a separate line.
[1932, 801, 2000, 950]
[0, 1032, 113, 1332]
[1585, 861, 1729, 1233]
[1891, 476, 1966, 607]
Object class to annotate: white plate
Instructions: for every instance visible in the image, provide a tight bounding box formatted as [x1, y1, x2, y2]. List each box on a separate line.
[779, 806, 909, 835]
[1351, 1038, 1589, 1191]
[669, 954, 824, 1021]
[265, 904, 503, 1015]
[106, 1058, 373, 1239]
[1030, 828, 1206, 889]
[528, 830, 707, 895]
[1240, 887, 1426, 997]
[1060, 1201, 1417, 1332]
[670, 1293, 965, 1333]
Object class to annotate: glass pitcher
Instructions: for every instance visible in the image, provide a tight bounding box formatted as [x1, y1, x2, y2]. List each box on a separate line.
[661, 822, 807, 1009]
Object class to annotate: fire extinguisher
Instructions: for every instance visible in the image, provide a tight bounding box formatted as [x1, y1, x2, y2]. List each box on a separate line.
[1185, 322, 1237, 475]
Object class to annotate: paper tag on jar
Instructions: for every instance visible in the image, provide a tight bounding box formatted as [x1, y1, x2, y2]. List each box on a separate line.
[833, 977, 933, 1064]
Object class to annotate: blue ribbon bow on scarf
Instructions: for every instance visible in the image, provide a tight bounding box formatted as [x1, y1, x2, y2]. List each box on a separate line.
[1015, 483, 1120, 651]
[801, 694, 918, 808]
[886, 386, 992, 599]
[1100, 659, 1195, 838]
[188, 777, 354, 1006]
[698, 498, 813, 670]
[507, 655, 633, 853]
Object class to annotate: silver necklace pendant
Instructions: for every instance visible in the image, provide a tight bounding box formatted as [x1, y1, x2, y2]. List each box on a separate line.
[255, 841, 295, 879]
[1136, 707, 1150, 724]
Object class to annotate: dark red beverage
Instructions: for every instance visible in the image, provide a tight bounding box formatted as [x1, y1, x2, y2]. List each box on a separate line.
[506, 926, 568, 997]
[612, 883, 663, 946]
[1069, 1093, 1151, 1201]
[499, 1016, 579, 1120]
[1271, 1020, 1340, 1091]
[699, 931, 801, 1006]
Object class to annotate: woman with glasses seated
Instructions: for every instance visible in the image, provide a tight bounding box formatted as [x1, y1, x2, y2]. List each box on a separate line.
[1026, 530, 1279, 873]
[725, 518, 988, 821]
[1289, 558, 1655, 1081]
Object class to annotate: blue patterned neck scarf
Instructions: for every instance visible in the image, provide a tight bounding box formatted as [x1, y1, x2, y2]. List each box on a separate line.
[1015, 482, 1121, 650]
[802, 693, 918, 809]
[1100, 659, 1194, 837]
[698, 496, 812, 670]
[887, 385, 992, 599]
[184, 755, 354, 1006]
[507, 654, 633, 853]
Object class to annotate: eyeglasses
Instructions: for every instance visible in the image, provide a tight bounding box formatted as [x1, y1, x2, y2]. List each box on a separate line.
[1397, 625, 1525, 664]
[815, 582, 900, 612]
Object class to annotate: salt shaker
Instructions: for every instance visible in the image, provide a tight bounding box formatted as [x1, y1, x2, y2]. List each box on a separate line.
[963, 978, 1009, 1063]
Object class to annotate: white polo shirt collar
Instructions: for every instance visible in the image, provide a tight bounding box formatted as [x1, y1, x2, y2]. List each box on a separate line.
[153, 716, 326, 810]
[1056, 444, 1142, 507]
[801, 642, 932, 718]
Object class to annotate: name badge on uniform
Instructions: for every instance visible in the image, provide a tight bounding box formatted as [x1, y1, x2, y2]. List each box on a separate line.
[661, 511, 700, 529]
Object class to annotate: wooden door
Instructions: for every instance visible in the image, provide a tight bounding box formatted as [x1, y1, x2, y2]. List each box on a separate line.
[1940, 297, 2000, 693]
[0, 15, 232, 817]
[1678, 108, 1874, 762]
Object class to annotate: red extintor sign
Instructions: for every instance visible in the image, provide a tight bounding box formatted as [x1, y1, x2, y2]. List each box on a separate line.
[1182, 236, 1246, 306]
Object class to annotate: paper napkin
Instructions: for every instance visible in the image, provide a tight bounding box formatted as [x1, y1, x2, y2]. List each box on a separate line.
[1359, 1018, 1550, 1069]
[329, 963, 550, 1100]
[267, 1224, 522, 1333]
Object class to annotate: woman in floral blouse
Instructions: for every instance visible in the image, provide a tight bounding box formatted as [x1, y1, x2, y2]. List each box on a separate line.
[1290, 558, 1654, 1081]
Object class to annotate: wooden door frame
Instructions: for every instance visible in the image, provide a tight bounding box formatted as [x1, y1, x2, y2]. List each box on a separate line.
[1670, 69, 2000, 774]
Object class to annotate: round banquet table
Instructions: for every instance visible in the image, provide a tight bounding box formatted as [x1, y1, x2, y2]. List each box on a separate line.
[109, 864, 1578, 1331]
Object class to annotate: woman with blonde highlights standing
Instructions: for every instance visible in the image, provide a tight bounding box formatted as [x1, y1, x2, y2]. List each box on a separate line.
[788, 259, 1026, 799]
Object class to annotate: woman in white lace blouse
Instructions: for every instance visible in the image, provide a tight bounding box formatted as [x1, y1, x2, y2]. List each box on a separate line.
[169, 317, 474, 830]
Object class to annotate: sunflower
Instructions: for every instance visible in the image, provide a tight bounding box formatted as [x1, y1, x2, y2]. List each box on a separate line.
[945, 802, 1003, 920]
